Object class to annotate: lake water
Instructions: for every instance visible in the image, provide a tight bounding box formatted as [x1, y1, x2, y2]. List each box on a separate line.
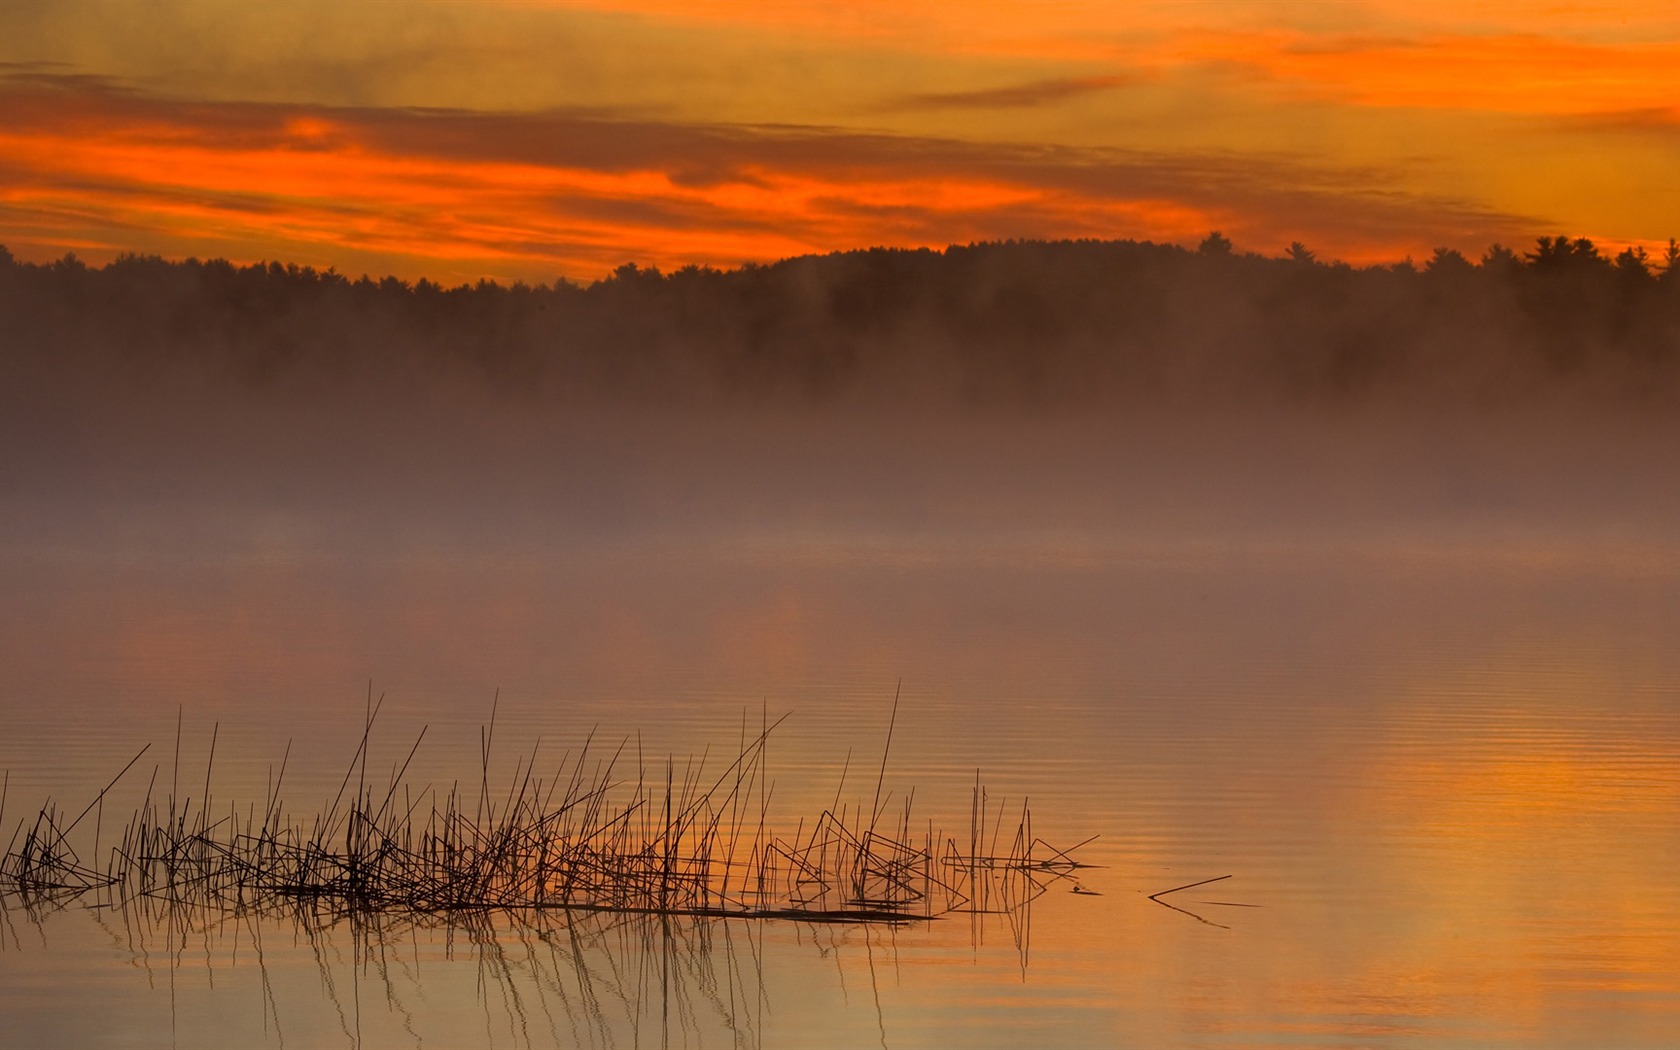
[3, 405, 1679, 1047]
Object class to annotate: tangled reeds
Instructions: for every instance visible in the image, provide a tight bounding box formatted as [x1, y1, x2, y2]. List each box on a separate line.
[1, 699, 1092, 929]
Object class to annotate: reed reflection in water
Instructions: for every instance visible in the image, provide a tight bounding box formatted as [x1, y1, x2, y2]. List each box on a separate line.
[2, 892, 933, 1049]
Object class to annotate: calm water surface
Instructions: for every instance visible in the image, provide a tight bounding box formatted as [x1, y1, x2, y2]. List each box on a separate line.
[3, 409, 1678, 1047]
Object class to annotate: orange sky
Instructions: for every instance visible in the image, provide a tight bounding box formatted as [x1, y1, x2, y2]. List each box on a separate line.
[2, 0, 1677, 282]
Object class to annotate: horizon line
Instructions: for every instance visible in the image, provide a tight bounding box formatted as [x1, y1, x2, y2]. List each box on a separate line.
[6, 232, 1675, 291]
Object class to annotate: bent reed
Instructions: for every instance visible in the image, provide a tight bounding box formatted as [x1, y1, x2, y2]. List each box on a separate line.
[1, 698, 1092, 926]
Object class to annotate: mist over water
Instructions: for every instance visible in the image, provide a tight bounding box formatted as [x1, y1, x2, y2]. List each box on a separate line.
[4, 242, 1680, 1047]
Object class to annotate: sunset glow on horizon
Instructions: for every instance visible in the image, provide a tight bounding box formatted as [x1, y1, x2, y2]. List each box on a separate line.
[3, 0, 1677, 283]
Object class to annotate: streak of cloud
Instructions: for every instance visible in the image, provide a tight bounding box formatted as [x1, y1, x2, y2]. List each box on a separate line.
[878, 75, 1135, 113]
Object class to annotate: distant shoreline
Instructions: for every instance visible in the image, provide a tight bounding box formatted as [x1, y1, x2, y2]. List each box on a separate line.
[5, 236, 1679, 410]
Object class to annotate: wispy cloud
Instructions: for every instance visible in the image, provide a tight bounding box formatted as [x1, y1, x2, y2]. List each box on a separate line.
[1171, 29, 1680, 119]
[879, 75, 1135, 113]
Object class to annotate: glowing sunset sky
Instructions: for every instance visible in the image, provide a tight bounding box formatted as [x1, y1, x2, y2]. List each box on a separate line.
[2, 0, 1677, 283]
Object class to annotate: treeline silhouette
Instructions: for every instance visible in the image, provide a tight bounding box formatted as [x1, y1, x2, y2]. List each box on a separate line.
[4, 236, 1679, 410]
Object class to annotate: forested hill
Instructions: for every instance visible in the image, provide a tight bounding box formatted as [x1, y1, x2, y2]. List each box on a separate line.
[4, 237, 1679, 409]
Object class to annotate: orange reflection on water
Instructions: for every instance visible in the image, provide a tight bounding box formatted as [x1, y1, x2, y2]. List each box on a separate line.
[992, 643, 1680, 1047]
[1299, 671, 1680, 1038]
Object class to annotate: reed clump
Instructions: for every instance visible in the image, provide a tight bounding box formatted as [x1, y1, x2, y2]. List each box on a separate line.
[1, 703, 1091, 926]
